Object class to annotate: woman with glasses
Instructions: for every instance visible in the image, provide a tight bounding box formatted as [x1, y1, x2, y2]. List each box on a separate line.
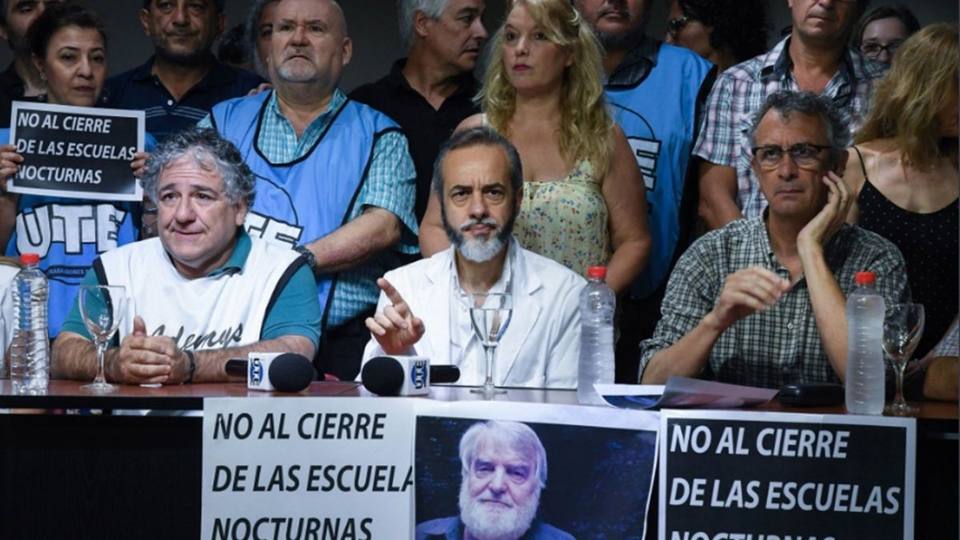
[664, 0, 768, 72]
[844, 23, 958, 360]
[852, 4, 919, 65]
[419, 0, 651, 294]
[0, 3, 155, 338]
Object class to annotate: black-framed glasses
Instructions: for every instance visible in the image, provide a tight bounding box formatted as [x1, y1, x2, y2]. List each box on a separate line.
[751, 143, 833, 170]
[860, 40, 904, 59]
[667, 15, 689, 36]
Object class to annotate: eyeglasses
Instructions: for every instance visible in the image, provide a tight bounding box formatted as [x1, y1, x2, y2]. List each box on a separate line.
[666, 15, 689, 36]
[860, 40, 904, 59]
[751, 143, 832, 170]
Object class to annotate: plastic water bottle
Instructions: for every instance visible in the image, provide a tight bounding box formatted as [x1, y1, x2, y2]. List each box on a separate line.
[9, 253, 49, 394]
[845, 271, 885, 415]
[578, 266, 616, 405]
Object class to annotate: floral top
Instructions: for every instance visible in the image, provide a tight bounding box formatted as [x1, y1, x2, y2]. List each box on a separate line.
[513, 160, 610, 278]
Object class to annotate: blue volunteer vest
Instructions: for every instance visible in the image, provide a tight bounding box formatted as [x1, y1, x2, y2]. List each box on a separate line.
[606, 44, 711, 299]
[211, 91, 400, 323]
[1, 127, 147, 337]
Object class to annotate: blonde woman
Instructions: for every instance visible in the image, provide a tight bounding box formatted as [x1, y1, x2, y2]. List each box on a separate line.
[844, 23, 959, 359]
[419, 0, 650, 294]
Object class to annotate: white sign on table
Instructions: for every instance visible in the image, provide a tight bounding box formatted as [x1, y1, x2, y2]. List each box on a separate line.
[659, 410, 916, 540]
[202, 397, 416, 540]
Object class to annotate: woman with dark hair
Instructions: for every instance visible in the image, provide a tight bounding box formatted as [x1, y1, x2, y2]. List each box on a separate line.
[844, 23, 958, 361]
[852, 4, 920, 65]
[665, 0, 769, 71]
[0, 3, 155, 338]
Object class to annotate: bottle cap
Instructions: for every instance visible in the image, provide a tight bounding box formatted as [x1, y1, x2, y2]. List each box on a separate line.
[586, 266, 607, 280]
[854, 271, 876, 286]
[19, 253, 39, 265]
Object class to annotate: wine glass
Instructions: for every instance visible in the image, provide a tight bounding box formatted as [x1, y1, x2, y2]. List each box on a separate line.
[78, 285, 127, 394]
[882, 302, 925, 415]
[468, 292, 512, 397]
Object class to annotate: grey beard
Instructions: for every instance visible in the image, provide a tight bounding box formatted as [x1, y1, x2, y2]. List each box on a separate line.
[458, 479, 540, 540]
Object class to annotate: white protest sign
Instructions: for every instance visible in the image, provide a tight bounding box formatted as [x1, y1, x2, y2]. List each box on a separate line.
[659, 410, 916, 540]
[414, 400, 661, 539]
[202, 397, 416, 540]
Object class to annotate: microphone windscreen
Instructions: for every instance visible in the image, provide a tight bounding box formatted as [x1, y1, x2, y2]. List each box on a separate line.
[430, 365, 460, 384]
[268, 353, 315, 392]
[361, 356, 405, 396]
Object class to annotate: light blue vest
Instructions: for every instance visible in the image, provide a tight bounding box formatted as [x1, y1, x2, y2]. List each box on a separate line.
[211, 91, 400, 322]
[606, 44, 711, 299]
[1, 127, 148, 337]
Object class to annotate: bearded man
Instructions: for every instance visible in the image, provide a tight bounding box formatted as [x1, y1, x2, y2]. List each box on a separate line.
[417, 420, 573, 540]
[360, 127, 584, 389]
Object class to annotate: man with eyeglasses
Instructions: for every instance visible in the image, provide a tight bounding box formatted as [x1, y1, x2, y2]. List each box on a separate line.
[694, 0, 887, 230]
[638, 91, 908, 388]
[52, 129, 321, 385]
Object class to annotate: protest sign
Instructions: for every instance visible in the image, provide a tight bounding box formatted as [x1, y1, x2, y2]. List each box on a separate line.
[202, 398, 416, 540]
[8, 101, 144, 201]
[659, 410, 916, 540]
[415, 400, 660, 540]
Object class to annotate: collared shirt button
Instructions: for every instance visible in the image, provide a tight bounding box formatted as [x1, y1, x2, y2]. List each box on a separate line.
[167, 99, 174, 106]
[787, 322, 794, 330]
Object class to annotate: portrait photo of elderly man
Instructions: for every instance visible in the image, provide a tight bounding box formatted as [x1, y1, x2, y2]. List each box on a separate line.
[417, 420, 573, 540]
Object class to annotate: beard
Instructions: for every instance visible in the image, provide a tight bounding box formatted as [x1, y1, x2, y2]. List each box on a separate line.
[458, 480, 540, 540]
[594, 23, 646, 52]
[441, 204, 515, 264]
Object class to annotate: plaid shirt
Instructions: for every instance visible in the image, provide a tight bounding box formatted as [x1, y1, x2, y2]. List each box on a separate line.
[638, 217, 909, 388]
[199, 89, 418, 328]
[693, 37, 887, 218]
[931, 319, 959, 358]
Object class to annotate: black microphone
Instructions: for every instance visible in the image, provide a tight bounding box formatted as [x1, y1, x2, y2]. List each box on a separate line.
[225, 353, 316, 393]
[361, 356, 461, 396]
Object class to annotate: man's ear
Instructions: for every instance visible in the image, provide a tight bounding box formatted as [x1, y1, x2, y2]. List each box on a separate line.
[413, 10, 430, 40]
[0, 24, 9, 43]
[139, 8, 152, 37]
[341, 37, 353, 68]
[235, 201, 249, 227]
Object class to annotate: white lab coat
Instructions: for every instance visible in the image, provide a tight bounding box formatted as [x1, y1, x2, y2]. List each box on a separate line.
[362, 243, 585, 388]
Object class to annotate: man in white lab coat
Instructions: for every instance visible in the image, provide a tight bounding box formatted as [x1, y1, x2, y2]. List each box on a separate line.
[362, 127, 585, 388]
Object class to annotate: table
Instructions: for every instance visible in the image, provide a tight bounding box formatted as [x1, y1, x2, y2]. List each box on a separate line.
[0, 382, 955, 539]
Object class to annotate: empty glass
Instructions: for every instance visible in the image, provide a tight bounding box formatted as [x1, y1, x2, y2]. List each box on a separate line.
[882, 303, 925, 415]
[467, 292, 512, 397]
[78, 285, 127, 394]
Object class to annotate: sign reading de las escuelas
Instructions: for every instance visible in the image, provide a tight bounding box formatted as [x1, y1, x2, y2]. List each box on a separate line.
[659, 410, 916, 540]
[202, 397, 417, 540]
[8, 101, 144, 201]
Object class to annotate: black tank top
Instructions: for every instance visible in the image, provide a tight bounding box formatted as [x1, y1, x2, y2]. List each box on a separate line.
[853, 146, 959, 358]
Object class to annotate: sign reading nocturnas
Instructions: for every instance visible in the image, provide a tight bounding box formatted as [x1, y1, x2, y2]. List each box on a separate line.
[8, 101, 144, 201]
[659, 410, 916, 540]
[202, 398, 416, 540]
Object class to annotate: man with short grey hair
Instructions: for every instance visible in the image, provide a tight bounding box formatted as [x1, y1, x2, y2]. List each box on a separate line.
[52, 128, 321, 385]
[417, 420, 573, 540]
[351, 0, 486, 222]
[639, 91, 908, 388]
[202, 0, 418, 382]
[695, 0, 885, 229]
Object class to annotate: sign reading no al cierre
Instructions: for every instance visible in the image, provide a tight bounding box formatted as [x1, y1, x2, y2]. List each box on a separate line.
[8, 101, 144, 201]
[659, 410, 916, 540]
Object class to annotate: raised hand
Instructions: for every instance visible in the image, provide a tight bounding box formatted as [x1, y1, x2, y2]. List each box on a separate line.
[798, 171, 851, 251]
[365, 277, 425, 355]
[0, 143, 23, 189]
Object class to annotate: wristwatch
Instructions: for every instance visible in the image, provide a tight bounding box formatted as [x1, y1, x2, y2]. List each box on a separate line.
[294, 245, 317, 271]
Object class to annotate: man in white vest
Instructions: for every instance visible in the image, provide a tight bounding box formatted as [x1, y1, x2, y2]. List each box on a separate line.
[52, 129, 321, 385]
[361, 127, 584, 389]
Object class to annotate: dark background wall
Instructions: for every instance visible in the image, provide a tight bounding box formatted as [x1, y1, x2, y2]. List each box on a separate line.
[0, 1, 955, 91]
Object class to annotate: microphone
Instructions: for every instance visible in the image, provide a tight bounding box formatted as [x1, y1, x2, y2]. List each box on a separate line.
[360, 356, 461, 396]
[225, 352, 316, 393]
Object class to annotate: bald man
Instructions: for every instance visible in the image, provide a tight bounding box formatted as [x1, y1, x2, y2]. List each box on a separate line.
[200, 0, 417, 381]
